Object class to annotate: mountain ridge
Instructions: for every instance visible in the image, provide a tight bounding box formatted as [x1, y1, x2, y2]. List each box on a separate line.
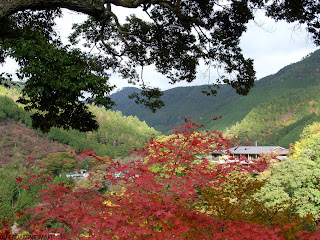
[111, 49, 320, 146]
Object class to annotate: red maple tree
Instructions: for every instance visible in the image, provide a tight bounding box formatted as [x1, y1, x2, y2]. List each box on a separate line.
[3, 119, 320, 239]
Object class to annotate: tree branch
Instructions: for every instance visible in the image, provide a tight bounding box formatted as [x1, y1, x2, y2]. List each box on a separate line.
[0, 0, 106, 20]
[0, 0, 158, 20]
[109, 0, 149, 8]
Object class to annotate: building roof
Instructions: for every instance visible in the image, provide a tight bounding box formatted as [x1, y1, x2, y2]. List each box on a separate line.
[214, 146, 289, 156]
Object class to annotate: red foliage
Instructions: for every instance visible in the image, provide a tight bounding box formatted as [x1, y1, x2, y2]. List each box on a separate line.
[78, 149, 96, 158]
[8, 119, 320, 239]
[0, 220, 13, 240]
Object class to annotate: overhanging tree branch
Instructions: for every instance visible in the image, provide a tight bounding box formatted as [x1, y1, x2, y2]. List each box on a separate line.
[0, 0, 106, 20]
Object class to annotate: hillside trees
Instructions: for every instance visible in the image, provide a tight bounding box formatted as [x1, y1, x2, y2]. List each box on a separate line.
[1, 0, 320, 132]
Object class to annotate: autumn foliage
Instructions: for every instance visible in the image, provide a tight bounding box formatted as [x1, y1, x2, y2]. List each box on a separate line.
[2, 119, 320, 239]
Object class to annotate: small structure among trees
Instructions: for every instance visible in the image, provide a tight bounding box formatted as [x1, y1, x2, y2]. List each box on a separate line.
[212, 146, 289, 161]
[66, 170, 89, 180]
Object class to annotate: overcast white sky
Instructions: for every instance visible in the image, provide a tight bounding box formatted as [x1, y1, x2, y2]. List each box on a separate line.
[1, 7, 318, 92]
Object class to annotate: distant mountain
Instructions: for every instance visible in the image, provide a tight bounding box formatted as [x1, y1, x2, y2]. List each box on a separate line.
[111, 84, 240, 133]
[111, 49, 320, 146]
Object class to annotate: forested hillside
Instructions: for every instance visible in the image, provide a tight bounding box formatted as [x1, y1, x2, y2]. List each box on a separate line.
[226, 86, 320, 147]
[111, 84, 239, 133]
[0, 86, 160, 160]
[0, 92, 71, 166]
[112, 49, 320, 146]
[45, 106, 160, 158]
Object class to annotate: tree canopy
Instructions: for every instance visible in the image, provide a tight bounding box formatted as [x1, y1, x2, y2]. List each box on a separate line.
[0, 0, 319, 132]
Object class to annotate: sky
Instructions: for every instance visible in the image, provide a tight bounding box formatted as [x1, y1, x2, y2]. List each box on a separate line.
[1, 7, 319, 92]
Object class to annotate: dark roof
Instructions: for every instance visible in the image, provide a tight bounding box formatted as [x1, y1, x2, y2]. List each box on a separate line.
[214, 146, 289, 156]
